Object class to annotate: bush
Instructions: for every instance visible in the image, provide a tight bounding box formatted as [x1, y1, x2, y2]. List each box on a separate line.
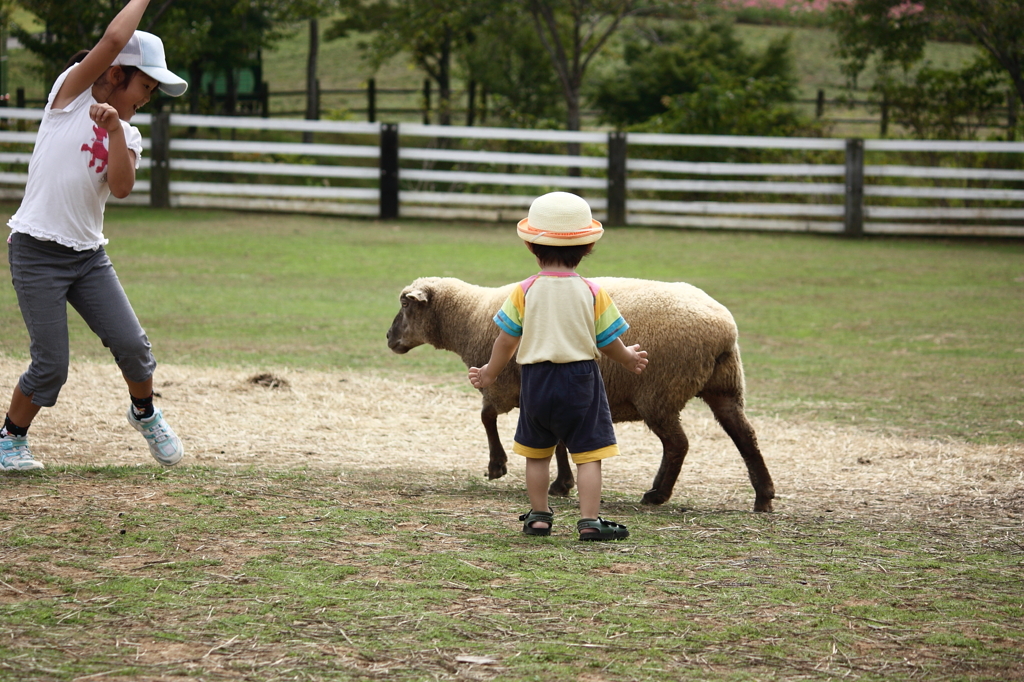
[873, 59, 1008, 140]
[589, 21, 805, 136]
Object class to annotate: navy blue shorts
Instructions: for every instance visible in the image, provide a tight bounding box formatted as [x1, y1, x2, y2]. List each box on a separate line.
[513, 360, 619, 464]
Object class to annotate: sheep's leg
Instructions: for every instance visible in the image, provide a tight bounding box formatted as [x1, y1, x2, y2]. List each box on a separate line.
[549, 441, 575, 497]
[701, 393, 775, 512]
[481, 403, 507, 480]
[640, 416, 689, 506]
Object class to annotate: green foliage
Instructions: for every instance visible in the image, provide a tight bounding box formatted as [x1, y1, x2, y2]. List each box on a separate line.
[591, 22, 805, 136]
[327, 0, 490, 124]
[640, 70, 807, 137]
[827, 0, 933, 82]
[875, 57, 1007, 140]
[524, 0, 657, 131]
[460, 4, 565, 128]
[828, 0, 1024, 134]
[12, 0, 296, 88]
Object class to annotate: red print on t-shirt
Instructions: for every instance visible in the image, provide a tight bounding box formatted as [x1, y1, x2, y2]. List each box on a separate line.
[81, 125, 109, 173]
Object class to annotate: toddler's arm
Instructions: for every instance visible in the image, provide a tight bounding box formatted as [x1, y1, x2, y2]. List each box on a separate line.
[599, 338, 649, 374]
[469, 331, 520, 389]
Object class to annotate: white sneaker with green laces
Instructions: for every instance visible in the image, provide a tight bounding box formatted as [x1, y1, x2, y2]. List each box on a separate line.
[0, 434, 44, 471]
[127, 407, 184, 467]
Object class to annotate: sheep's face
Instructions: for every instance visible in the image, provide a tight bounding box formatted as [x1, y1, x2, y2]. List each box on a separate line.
[386, 286, 431, 354]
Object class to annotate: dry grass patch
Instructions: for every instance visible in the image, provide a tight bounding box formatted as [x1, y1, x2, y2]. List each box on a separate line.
[2, 358, 1022, 521]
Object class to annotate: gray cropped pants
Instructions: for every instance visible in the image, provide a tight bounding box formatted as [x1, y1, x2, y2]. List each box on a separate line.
[8, 233, 156, 407]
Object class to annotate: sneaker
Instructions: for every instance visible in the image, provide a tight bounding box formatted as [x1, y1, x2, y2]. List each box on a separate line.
[0, 435, 44, 471]
[127, 407, 184, 467]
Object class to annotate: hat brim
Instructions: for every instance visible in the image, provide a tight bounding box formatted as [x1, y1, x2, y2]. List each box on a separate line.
[517, 217, 604, 246]
[138, 65, 188, 97]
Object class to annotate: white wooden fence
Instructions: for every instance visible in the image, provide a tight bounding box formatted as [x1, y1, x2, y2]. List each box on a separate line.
[0, 108, 1021, 237]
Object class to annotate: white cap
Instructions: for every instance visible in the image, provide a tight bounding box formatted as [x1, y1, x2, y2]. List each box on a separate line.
[112, 31, 188, 97]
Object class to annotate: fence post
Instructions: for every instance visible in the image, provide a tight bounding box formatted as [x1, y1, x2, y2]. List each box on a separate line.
[259, 81, 269, 118]
[1008, 90, 1018, 142]
[606, 131, 627, 227]
[466, 80, 476, 126]
[149, 111, 171, 209]
[844, 138, 864, 237]
[304, 78, 319, 144]
[367, 78, 376, 123]
[380, 123, 399, 220]
[816, 89, 825, 118]
[880, 93, 889, 137]
[422, 79, 431, 124]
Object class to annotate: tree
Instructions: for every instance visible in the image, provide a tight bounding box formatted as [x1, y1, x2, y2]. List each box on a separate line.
[328, 0, 488, 125]
[13, 0, 295, 112]
[591, 21, 798, 130]
[460, 3, 565, 128]
[525, 0, 646, 134]
[829, 0, 1024, 111]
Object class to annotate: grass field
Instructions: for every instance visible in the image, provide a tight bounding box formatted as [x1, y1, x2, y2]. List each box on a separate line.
[1, 205, 1020, 444]
[1, 208, 1022, 681]
[1, 466, 1022, 681]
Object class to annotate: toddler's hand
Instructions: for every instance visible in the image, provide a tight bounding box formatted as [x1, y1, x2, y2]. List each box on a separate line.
[469, 365, 494, 389]
[89, 103, 121, 132]
[626, 345, 649, 374]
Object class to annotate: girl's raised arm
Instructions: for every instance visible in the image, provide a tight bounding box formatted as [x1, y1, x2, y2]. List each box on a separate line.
[52, 0, 152, 110]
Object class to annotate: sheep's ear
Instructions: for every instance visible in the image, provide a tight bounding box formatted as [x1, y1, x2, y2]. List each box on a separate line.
[405, 288, 428, 303]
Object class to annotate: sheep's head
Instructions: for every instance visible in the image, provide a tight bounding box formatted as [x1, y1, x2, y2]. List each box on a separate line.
[386, 280, 436, 354]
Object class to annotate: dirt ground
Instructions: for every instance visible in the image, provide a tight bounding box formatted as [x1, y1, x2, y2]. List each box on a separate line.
[2, 357, 1023, 520]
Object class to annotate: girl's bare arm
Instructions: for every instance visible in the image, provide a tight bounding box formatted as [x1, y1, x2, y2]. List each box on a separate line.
[53, 0, 152, 109]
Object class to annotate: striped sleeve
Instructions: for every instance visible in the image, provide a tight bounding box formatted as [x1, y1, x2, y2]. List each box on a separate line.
[593, 287, 629, 348]
[493, 284, 526, 337]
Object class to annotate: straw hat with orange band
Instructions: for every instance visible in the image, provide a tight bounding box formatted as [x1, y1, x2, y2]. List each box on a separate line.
[517, 192, 603, 246]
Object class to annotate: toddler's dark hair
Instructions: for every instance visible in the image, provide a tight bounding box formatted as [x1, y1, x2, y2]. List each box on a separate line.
[63, 49, 140, 88]
[528, 242, 594, 269]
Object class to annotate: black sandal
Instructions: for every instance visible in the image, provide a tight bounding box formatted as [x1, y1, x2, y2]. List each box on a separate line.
[519, 509, 554, 536]
[577, 517, 629, 541]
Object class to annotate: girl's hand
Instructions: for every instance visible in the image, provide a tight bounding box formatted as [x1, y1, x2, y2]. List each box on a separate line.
[89, 103, 121, 132]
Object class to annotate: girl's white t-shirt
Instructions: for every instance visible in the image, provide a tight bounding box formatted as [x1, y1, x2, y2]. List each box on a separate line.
[8, 64, 143, 251]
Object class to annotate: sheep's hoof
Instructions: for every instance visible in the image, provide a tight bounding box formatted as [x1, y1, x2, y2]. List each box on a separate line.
[487, 463, 507, 480]
[548, 479, 575, 497]
[640, 489, 670, 506]
[753, 497, 774, 513]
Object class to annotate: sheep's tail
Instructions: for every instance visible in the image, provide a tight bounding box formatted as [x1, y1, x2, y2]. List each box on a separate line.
[699, 345, 747, 405]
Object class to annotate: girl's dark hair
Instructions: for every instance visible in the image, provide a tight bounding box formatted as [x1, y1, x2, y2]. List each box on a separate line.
[63, 49, 140, 89]
[528, 242, 595, 269]
[63, 50, 91, 71]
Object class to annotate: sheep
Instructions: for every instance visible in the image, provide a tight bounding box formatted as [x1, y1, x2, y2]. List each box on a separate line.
[386, 276, 775, 512]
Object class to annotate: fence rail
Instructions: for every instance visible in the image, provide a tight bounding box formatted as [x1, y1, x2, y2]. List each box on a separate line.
[0, 108, 1021, 237]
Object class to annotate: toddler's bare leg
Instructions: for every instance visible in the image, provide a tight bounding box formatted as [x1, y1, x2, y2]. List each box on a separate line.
[525, 456, 552, 528]
[577, 460, 602, 520]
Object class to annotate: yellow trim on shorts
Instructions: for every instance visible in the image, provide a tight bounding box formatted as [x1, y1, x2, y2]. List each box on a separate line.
[570, 444, 619, 464]
[513, 442, 557, 459]
[513, 442, 619, 464]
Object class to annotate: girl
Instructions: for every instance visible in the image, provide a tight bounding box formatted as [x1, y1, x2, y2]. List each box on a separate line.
[1, 0, 188, 471]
